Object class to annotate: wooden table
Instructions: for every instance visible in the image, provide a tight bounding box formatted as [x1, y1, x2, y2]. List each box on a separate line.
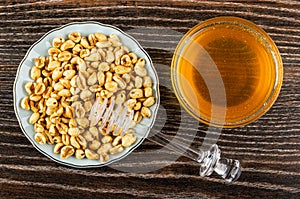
[1, 0, 299, 198]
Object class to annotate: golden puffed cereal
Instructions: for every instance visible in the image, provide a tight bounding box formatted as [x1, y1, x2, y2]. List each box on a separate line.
[20, 96, 30, 110]
[29, 112, 40, 124]
[70, 136, 81, 149]
[134, 64, 147, 77]
[109, 145, 124, 155]
[60, 145, 75, 159]
[21, 31, 156, 162]
[54, 143, 64, 154]
[143, 96, 155, 107]
[85, 149, 99, 160]
[121, 133, 136, 148]
[60, 40, 75, 51]
[68, 32, 81, 43]
[52, 37, 65, 48]
[34, 133, 47, 145]
[75, 149, 85, 159]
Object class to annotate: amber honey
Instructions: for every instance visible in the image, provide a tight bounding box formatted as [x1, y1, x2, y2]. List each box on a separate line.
[171, 17, 283, 128]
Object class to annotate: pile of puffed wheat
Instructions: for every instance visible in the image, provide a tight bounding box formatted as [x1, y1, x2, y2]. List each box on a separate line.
[20, 32, 155, 162]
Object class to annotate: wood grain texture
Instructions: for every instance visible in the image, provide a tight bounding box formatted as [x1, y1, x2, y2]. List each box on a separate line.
[0, 0, 299, 198]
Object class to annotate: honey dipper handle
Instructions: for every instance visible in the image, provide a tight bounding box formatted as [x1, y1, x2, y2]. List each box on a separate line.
[197, 144, 241, 183]
[148, 133, 241, 183]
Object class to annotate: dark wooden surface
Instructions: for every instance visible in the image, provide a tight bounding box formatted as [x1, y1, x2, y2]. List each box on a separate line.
[1, 0, 299, 198]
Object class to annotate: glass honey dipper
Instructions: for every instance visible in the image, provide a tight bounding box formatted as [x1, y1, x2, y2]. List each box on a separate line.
[89, 97, 242, 183]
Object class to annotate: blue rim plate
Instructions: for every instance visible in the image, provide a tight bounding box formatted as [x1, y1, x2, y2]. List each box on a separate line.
[13, 21, 160, 168]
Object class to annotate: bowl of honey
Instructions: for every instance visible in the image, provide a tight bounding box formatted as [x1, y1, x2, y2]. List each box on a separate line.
[171, 17, 283, 128]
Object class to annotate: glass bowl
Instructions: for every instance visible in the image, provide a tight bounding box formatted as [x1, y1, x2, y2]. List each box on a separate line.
[171, 17, 283, 128]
